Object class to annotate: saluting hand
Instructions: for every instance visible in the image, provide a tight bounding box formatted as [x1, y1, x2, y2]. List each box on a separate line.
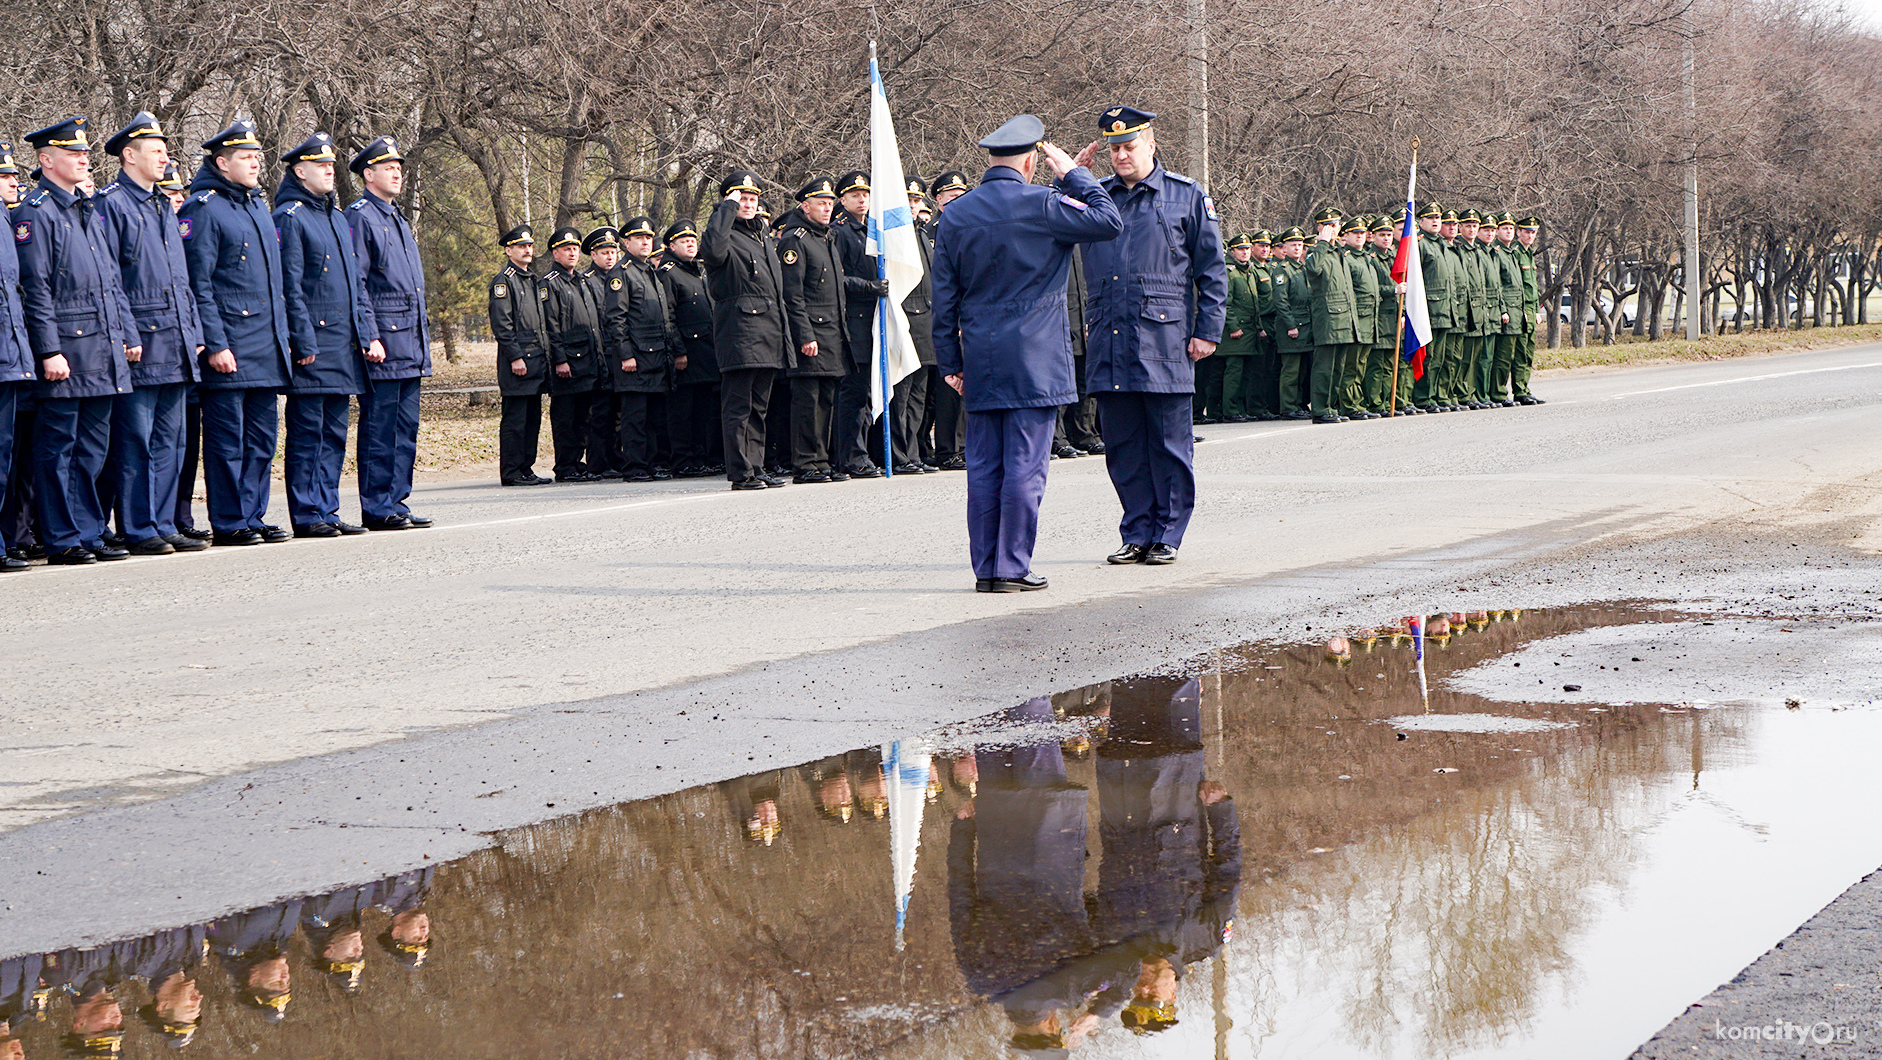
[1073, 140, 1104, 170]
[1039, 141, 1077, 179]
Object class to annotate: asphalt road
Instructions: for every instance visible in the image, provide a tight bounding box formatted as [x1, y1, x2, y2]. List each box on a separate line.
[3, 342, 1880, 836]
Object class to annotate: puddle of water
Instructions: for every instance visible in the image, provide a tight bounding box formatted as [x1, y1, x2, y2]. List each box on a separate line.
[2, 605, 1878, 1059]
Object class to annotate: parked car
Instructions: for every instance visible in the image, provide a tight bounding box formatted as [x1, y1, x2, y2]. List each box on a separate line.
[1558, 293, 1634, 329]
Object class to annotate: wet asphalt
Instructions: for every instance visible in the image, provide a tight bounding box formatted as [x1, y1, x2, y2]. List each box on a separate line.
[1, 343, 1880, 1054]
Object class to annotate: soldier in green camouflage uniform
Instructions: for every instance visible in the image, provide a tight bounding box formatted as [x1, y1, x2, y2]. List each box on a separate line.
[1339, 216, 1379, 418]
[1305, 209, 1358, 423]
[1412, 203, 1453, 412]
[1271, 227, 1314, 417]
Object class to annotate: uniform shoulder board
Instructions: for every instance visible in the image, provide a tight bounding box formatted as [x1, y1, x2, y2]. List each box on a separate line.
[96, 183, 119, 199]
[346, 199, 365, 211]
[23, 189, 47, 207]
[502, 264, 518, 277]
[284, 201, 301, 215]
[786, 227, 806, 239]
[659, 261, 674, 271]
[1166, 171, 1196, 185]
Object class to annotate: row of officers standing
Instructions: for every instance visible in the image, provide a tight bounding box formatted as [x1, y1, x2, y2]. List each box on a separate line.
[1199, 204, 1546, 426]
[0, 112, 433, 573]
[487, 169, 981, 489]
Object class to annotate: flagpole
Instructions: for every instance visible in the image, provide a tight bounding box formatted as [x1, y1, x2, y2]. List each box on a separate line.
[1390, 137, 1418, 418]
[871, 40, 895, 478]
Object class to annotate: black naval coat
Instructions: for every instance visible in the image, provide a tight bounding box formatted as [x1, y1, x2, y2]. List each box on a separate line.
[699, 198, 794, 374]
[776, 207, 849, 379]
[658, 250, 718, 384]
[488, 262, 549, 397]
[607, 255, 677, 394]
[541, 260, 605, 395]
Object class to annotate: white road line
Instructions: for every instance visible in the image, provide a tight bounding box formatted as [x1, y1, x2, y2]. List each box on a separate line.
[1610, 360, 1882, 398]
[435, 489, 736, 532]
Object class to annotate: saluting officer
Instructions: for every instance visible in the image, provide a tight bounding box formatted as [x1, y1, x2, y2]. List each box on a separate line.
[700, 169, 794, 490]
[16, 118, 140, 565]
[581, 225, 628, 479]
[489, 225, 551, 486]
[657, 220, 721, 477]
[541, 225, 607, 481]
[274, 133, 374, 538]
[1304, 206, 1357, 424]
[346, 136, 432, 530]
[609, 216, 679, 481]
[925, 169, 973, 470]
[777, 175, 849, 483]
[96, 113, 205, 557]
[932, 114, 1122, 592]
[1077, 106, 1227, 567]
[179, 120, 293, 547]
[0, 140, 33, 571]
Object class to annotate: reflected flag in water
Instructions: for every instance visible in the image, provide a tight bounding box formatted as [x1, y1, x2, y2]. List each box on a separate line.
[883, 739, 932, 951]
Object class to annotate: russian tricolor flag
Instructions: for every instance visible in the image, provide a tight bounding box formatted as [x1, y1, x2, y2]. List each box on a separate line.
[1393, 163, 1434, 379]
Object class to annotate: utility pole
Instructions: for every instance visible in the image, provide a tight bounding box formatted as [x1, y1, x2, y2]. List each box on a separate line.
[1681, 16, 1701, 339]
[1187, 0, 1209, 188]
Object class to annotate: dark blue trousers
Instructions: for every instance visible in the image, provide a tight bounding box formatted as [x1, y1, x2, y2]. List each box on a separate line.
[0, 383, 17, 549]
[1094, 391, 1196, 549]
[965, 405, 1056, 580]
[357, 377, 420, 520]
[174, 393, 200, 531]
[2, 395, 34, 547]
[33, 395, 114, 550]
[112, 382, 189, 542]
[284, 394, 351, 526]
[200, 387, 279, 533]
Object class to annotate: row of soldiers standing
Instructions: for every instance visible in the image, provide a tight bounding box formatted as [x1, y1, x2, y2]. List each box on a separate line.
[1197, 204, 1545, 425]
[0, 112, 435, 574]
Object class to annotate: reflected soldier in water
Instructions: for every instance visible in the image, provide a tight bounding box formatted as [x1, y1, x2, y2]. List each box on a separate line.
[208, 897, 302, 1021]
[374, 867, 435, 968]
[1090, 675, 1240, 1037]
[722, 770, 784, 845]
[48, 939, 132, 1057]
[126, 923, 206, 1048]
[948, 697, 1105, 1055]
[304, 880, 377, 992]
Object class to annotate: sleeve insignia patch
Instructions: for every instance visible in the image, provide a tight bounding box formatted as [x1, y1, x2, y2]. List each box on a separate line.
[493, 283, 507, 298]
[1057, 195, 1088, 211]
[782, 249, 798, 265]
[12, 220, 28, 245]
[610, 277, 622, 290]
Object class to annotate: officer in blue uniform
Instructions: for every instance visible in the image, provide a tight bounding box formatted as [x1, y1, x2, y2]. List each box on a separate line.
[97, 112, 206, 557]
[0, 142, 43, 567]
[153, 160, 212, 543]
[14, 117, 140, 565]
[1078, 107, 1227, 568]
[277, 132, 375, 538]
[932, 115, 1122, 592]
[208, 897, 302, 1021]
[0, 141, 35, 572]
[346, 135, 432, 530]
[179, 120, 294, 547]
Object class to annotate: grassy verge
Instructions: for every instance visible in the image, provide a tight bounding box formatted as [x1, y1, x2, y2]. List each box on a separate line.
[1536, 324, 1882, 371]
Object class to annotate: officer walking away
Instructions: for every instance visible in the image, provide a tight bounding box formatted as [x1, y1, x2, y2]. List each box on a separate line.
[609, 216, 679, 481]
[700, 169, 794, 490]
[657, 220, 722, 478]
[0, 140, 34, 571]
[541, 225, 607, 482]
[16, 118, 139, 564]
[179, 121, 293, 547]
[275, 132, 374, 538]
[96, 112, 205, 556]
[1077, 107, 1227, 566]
[777, 174, 848, 483]
[932, 115, 1122, 592]
[347, 136, 432, 530]
[489, 225, 551, 485]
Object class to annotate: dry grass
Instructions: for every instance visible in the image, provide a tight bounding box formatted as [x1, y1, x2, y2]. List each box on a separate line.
[1536, 324, 1882, 372]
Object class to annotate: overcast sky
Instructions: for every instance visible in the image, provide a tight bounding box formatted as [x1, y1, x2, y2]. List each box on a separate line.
[1827, 0, 1882, 29]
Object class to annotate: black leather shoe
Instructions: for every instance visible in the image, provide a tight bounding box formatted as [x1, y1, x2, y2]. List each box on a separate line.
[334, 521, 368, 536]
[828, 470, 851, 482]
[294, 523, 341, 539]
[987, 573, 1048, 592]
[46, 546, 97, 565]
[597, 469, 623, 479]
[846, 464, 881, 479]
[652, 466, 673, 480]
[91, 545, 130, 561]
[1284, 410, 1314, 420]
[4, 545, 26, 562]
[761, 474, 789, 488]
[624, 469, 653, 482]
[257, 524, 291, 543]
[403, 513, 433, 528]
[920, 463, 940, 473]
[179, 527, 213, 542]
[101, 532, 126, 549]
[893, 462, 926, 475]
[1053, 446, 1081, 459]
[939, 457, 967, 470]
[974, 578, 998, 593]
[0, 553, 26, 572]
[213, 529, 263, 546]
[555, 473, 596, 483]
[1107, 543, 1149, 565]
[503, 474, 554, 486]
[164, 533, 209, 552]
[794, 470, 832, 484]
[1144, 543, 1178, 565]
[1520, 395, 1545, 405]
[1081, 442, 1106, 455]
[730, 478, 768, 491]
[363, 514, 412, 531]
[1314, 415, 1343, 424]
[127, 536, 175, 555]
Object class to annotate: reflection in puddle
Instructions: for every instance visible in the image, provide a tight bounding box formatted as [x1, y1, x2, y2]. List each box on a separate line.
[3, 605, 1879, 1059]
